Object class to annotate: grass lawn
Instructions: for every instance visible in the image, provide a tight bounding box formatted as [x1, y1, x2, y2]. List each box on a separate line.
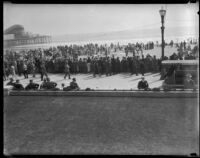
[4, 96, 199, 155]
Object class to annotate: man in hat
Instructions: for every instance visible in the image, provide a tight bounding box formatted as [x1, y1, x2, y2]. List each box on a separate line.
[13, 79, 24, 90]
[7, 78, 15, 86]
[22, 61, 29, 79]
[64, 60, 71, 79]
[69, 78, 80, 90]
[25, 79, 39, 90]
[40, 78, 47, 90]
[40, 62, 48, 81]
[45, 77, 59, 90]
[183, 73, 195, 89]
[137, 76, 149, 90]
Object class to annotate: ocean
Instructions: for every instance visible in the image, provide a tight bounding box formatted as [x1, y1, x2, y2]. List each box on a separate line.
[8, 35, 198, 51]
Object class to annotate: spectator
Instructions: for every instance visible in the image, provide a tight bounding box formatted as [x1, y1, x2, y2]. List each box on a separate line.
[7, 78, 15, 86]
[137, 77, 149, 90]
[40, 62, 48, 81]
[30, 61, 36, 78]
[64, 60, 71, 79]
[13, 79, 24, 90]
[62, 78, 80, 91]
[25, 79, 39, 90]
[40, 78, 47, 90]
[23, 62, 29, 79]
[10, 64, 16, 79]
[46, 77, 59, 90]
[87, 57, 91, 73]
[61, 83, 65, 90]
[69, 78, 80, 90]
[62, 83, 72, 91]
[3, 40, 198, 79]
[184, 73, 195, 90]
[140, 57, 145, 76]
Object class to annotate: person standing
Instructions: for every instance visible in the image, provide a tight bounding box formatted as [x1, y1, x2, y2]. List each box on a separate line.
[64, 60, 71, 79]
[87, 57, 91, 73]
[40, 62, 48, 81]
[23, 62, 28, 79]
[140, 57, 145, 76]
[135, 56, 140, 76]
[3, 63, 7, 81]
[93, 58, 98, 77]
[115, 57, 121, 74]
[97, 58, 102, 76]
[31, 61, 36, 78]
[10, 64, 16, 79]
[73, 58, 79, 74]
[17, 60, 22, 77]
[105, 57, 111, 76]
[111, 56, 116, 75]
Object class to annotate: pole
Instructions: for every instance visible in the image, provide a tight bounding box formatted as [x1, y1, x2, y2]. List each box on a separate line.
[161, 15, 165, 60]
[160, 14, 165, 80]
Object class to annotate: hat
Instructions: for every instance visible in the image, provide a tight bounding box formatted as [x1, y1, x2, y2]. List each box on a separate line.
[72, 78, 76, 81]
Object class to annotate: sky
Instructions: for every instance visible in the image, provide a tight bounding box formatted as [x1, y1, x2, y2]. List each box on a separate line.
[3, 3, 199, 36]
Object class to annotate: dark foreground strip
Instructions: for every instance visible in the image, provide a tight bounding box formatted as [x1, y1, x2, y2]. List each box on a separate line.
[6, 89, 198, 98]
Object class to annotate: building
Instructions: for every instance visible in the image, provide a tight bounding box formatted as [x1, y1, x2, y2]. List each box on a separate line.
[4, 24, 52, 48]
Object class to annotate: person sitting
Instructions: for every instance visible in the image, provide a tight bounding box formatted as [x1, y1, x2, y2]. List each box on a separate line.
[7, 78, 15, 86]
[12, 79, 24, 90]
[40, 78, 47, 90]
[25, 79, 39, 90]
[61, 83, 65, 89]
[62, 83, 72, 91]
[45, 77, 59, 90]
[183, 73, 196, 90]
[137, 77, 149, 90]
[63, 78, 80, 91]
[70, 78, 80, 90]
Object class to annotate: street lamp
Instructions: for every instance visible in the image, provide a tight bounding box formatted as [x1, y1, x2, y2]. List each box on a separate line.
[159, 7, 166, 60]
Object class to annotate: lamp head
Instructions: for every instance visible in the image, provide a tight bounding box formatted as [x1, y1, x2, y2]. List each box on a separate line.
[159, 7, 166, 17]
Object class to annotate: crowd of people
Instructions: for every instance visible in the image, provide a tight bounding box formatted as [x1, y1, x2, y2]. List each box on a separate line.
[3, 41, 164, 81]
[3, 40, 198, 91]
[6, 77, 80, 91]
[166, 40, 199, 60]
[6, 73, 197, 91]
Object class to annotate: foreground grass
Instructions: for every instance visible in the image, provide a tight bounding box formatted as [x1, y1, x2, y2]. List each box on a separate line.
[4, 96, 199, 155]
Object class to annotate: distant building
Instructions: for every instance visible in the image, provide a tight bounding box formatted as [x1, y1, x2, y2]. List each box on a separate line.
[4, 24, 52, 48]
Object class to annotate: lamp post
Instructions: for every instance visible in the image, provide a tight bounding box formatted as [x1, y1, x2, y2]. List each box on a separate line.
[159, 7, 166, 60]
